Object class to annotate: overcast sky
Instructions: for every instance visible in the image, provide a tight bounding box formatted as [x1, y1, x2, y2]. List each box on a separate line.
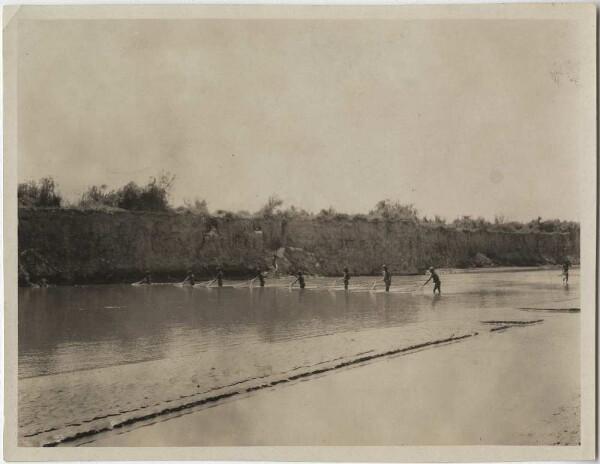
[17, 18, 582, 221]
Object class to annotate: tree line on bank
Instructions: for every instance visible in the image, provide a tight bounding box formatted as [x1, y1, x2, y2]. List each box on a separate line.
[17, 175, 579, 234]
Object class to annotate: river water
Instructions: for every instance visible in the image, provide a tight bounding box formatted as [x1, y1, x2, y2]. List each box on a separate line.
[18, 268, 578, 446]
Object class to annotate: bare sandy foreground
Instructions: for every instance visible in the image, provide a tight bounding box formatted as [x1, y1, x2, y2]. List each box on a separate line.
[83, 310, 579, 447]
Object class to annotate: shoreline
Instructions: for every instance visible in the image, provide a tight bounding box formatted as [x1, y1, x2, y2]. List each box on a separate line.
[81, 311, 579, 447]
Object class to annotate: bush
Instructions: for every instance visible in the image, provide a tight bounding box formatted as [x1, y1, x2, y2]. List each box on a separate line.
[180, 198, 209, 215]
[281, 205, 313, 219]
[333, 212, 350, 221]
[490, 221, 522, 233]
[18, 177, 62, 208]
[78, 184, 118, 209]
[256, 194, 284, 218]
[214, 210, 239, 221]
[236, 210, 253, 218]
[316, 207, 338, 220]
[452, 215, 491, 230]
[78, 172, 175, 212]
[368, 200, 419, 221]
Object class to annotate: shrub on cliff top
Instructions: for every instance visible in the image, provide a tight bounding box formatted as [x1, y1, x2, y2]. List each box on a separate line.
[256, 194, 284, 218]
[368, 200, 419, 221]
[452, 215, 491, 230]
[18, 177, 63, 208]
[214, 210, 240, 220]
[281, 205, 313, 220]
[78, 184, 119, 209]
[536, 218, 579, 233]
[316, 207, 338, 220]
[78, 172, 175, 212]
[176, 198, 209, 215]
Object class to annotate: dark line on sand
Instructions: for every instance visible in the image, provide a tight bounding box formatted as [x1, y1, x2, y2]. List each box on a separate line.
[43, 332, 478, 447]
[490, 325, 512, 332]
[518, 307, 580, 313]
[482, 320, 544, 325]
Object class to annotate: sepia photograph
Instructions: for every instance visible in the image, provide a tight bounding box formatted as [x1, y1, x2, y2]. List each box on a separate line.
[3, 3, 596, 462]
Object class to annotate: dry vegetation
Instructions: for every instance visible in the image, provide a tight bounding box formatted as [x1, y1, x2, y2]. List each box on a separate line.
[18, 175, 579, 234]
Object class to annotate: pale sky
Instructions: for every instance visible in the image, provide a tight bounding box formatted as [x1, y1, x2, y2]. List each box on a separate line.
[18, 18, 583, 221]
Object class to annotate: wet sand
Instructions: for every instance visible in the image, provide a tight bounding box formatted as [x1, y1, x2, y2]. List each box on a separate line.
[85, 310, 579, 447]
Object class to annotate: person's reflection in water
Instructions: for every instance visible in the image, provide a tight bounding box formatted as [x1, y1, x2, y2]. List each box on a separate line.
[369, 291, 377, 307]
[251, 286, 266, 325]
[431, 293, 441, 308]
[329, 289, 338, 303]
[297, 288, 305, 304]
[382, 293, 390, 310]
[258, 291, 278, 343]
[382, 294, 391, 324]
[215, 286, 222, 309]
[185, 288, 201, 325]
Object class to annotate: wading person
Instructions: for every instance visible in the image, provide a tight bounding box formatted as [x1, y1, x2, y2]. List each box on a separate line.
[343, 267, 350, 290]
[182, 270, 195, 286]
[256, 268, 265, 287]
[424, 267, 441, 294]
[562, 260, 572, 283]
[291, 271, 306, 289]
[141, 272, 152, 285]
[216, 267, 224, 287]
[382, 265, 391, 292]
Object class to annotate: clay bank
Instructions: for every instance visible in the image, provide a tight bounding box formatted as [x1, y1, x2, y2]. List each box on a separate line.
[18, 208, 579, 286]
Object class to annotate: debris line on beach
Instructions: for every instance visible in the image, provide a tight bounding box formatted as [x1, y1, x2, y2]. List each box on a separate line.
[42, 331, 479, 447]
[518, 307, 580, 313]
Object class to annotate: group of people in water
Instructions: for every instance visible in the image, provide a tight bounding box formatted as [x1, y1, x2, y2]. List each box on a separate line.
[285, 264, 442, 293]
[379, 265, 441, 293]
[180, 268, 226, 287]
[136, 258, 572, 292]
[136, 263, 444, 293]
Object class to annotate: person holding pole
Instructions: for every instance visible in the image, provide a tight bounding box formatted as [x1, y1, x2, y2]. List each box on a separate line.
[424, 267, 441, 294]
[255, 268, 265, 287]
[382, 265, 391, 292]
[182, 270, 195, 286]
[343, 267, 351, 290]
[291, 271, 306, 289]
[141, 272, 152, 285]
[215, 267, 224, 287]
[562, 260, 572, 283]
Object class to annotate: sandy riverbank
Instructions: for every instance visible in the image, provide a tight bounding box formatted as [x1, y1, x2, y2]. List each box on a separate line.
[83, 309, 579, 447]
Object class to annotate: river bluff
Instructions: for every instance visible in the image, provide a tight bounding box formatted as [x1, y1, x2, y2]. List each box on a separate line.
[18, 209, 579, 286]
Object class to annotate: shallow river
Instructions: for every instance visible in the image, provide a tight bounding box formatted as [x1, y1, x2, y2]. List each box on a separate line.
[18, 268, 578, 446]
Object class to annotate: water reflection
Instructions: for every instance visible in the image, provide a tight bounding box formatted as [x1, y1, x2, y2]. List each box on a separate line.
[19, 269, 578, 379]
